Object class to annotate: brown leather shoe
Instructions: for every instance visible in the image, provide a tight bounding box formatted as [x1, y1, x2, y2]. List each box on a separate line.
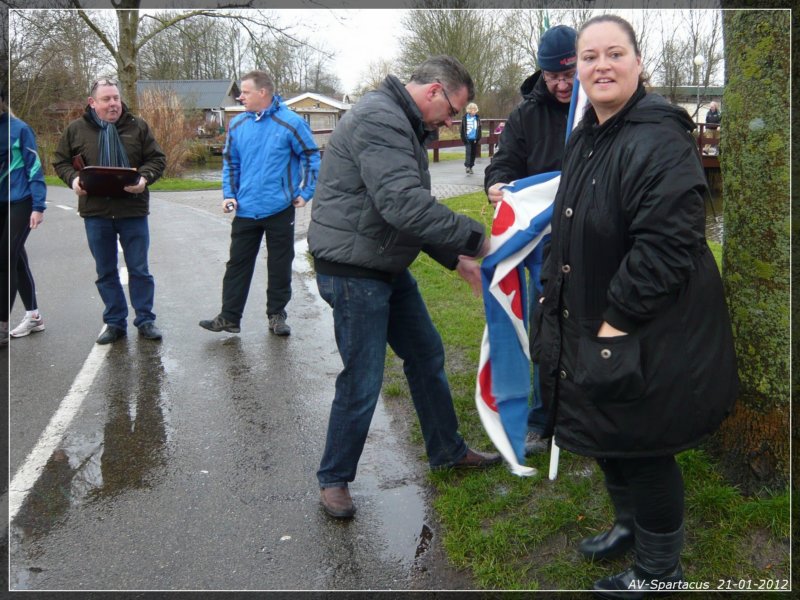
[452, 447, 502, 468]
[320, 486, 355, 518]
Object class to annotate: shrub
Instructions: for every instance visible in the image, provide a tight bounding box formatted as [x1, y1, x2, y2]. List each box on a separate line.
[137, 88, 192, 177]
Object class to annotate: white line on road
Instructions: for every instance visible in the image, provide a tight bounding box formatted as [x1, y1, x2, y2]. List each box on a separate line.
[55, 204, 74, 211]
[8, 331, 110, 522]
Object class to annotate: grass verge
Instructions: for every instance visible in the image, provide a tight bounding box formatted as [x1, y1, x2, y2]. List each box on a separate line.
[45, 175, 221, 192]
[428, 149, 469, 163]
[382, 191, 789, 591]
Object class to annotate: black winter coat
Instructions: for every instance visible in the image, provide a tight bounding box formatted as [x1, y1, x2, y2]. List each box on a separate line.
[484, 72, 570, 192]
[533, 86, 738, 458]
[53, 104, 166, 218]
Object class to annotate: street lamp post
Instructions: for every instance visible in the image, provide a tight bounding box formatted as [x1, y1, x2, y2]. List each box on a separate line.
[694, 54, 705, 122]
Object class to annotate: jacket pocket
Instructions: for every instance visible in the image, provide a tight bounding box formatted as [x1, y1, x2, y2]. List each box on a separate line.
[377, 228, 398, 255]
[574, 334, 645, 403]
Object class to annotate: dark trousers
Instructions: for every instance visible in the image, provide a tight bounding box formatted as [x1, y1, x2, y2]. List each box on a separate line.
[316, 270, 467, 486]
[464, 140, 479, 168]
[220, 204, 295, 324]
[596, 455, 684, 533]
[84, 216, 155, 329]
[2, 198, 38, 317]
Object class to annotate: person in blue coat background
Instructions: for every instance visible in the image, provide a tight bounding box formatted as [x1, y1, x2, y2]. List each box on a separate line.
[460, 102, 481, 174]
[199, 70, 321, 337]
[1, 90, 47, 346]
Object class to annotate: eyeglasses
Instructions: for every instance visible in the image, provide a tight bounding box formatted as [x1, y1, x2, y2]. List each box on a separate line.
[90, 78, 119, 94]
[542, 71, 576, 84]
[435, 79, 459, 118]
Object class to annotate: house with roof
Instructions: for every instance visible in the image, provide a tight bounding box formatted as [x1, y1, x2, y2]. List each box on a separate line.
[136, 79, 240, 133]
[220, 91, 353, 149]
[284, 92, 352, 130]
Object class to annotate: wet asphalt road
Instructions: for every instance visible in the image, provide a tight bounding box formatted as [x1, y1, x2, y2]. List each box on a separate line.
[4, 177, 488, 592]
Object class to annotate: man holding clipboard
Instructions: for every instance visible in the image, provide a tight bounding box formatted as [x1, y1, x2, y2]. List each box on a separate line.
[54, 76, 167, 344]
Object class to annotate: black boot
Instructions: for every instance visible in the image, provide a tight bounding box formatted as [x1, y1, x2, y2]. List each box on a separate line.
[593, 521, 684, 599]
[579, 483, 635, 561]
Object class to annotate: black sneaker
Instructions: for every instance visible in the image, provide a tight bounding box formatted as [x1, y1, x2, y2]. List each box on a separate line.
[96, 326, 126, 345]
[268, 312, 291, 336]
[199, 315, 240, 333]
[138, 321, 163, 340]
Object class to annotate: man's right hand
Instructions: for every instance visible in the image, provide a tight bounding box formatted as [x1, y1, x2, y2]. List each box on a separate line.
[222, 198, 238, 213]
[72, 176, 87, 196]
[487, 182, 507, 206]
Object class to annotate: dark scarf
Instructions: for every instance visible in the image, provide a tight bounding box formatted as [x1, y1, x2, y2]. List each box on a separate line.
[89, 108, 130, 167]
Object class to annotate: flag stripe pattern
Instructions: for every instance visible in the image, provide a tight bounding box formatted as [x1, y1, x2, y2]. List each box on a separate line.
[475, 79, 588, 476]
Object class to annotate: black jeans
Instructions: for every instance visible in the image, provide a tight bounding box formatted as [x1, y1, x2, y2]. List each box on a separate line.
[1, 197, 38, 317]
[464, 140, 479, 168]
[596, 455, 684, 533]
[220, 204, 295, 324]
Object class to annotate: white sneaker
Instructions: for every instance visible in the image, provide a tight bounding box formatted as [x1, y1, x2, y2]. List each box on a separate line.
[10, 314, 45, 338]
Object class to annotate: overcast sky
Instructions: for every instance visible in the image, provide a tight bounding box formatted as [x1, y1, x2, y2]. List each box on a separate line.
[279, 9, 406, 94]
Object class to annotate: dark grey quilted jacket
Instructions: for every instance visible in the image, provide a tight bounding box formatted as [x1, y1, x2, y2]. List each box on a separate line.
[308, 75, 485, 274]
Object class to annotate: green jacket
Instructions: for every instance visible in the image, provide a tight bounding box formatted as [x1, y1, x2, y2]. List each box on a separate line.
[53, 104, 166, 218]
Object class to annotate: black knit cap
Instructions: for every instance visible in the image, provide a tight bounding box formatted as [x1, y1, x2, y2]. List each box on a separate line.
[537, 25, 578, 72]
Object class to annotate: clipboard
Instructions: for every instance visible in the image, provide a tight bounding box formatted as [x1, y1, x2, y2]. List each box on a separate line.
[79, 166, 140, 197]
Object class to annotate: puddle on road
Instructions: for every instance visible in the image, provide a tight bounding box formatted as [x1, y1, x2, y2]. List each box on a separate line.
[10, 342, 173, 590]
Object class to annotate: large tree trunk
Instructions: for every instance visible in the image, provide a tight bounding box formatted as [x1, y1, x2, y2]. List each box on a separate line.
[710, 9, 790, 492]
[116, 6, 140, 114]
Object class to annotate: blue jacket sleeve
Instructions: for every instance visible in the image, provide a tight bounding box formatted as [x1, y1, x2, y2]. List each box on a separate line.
[222, 121, 240, 199]
[20, 124, 47, 212]
[291, 119, 321, 202]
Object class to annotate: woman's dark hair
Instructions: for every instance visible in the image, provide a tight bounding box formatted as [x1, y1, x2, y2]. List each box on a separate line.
[577, 14, 649, 85]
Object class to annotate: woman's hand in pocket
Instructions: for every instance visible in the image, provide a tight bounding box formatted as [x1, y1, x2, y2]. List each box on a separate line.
[597, 321, 627, 338]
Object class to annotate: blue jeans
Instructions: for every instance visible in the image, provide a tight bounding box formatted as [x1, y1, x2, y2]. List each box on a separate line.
[316, 270, 468, 487]
[84, 216, 155, 329]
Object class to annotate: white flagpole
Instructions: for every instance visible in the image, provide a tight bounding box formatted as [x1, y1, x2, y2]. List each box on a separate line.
[548, 437, 560, 480]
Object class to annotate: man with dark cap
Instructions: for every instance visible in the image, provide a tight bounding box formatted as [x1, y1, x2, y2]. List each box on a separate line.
[483, 24, 577, 456]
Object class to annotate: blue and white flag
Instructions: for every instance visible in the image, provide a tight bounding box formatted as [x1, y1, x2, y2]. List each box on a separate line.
[475, 78, 588, 476]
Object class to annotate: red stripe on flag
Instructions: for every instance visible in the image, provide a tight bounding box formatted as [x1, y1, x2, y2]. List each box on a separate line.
[499, 270, 524, 319]
[492, 200, 516, 235]
[478, 361, 498, 412]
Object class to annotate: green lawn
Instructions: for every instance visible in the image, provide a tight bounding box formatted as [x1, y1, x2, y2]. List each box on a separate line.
[45, 175, 221, 191]
[382, 192, 789, 591]
[428, 149, 467, 163]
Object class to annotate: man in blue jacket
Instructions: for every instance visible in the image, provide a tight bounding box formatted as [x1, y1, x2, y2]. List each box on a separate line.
[200, 70, 320, 336]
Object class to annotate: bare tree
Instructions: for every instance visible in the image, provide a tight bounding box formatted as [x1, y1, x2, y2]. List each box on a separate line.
[69, 1, 304, 114]
[8, 9, 113, 130]
[354, 58, 396, 96]
[247, 34, 339, 97]
[397, 6, 502, 96]
[138, 13, 239, 81]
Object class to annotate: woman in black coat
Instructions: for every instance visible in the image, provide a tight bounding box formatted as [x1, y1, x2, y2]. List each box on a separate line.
[533, 15, 738, 598]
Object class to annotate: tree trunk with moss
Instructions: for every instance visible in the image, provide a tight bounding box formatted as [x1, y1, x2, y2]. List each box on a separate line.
[711, 10, 790, 491]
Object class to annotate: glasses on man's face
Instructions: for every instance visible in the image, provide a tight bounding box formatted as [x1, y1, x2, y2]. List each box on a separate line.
[435, 79, 459, 118]
[543, 71, 576, 85]
[90, 78, 119, 94]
